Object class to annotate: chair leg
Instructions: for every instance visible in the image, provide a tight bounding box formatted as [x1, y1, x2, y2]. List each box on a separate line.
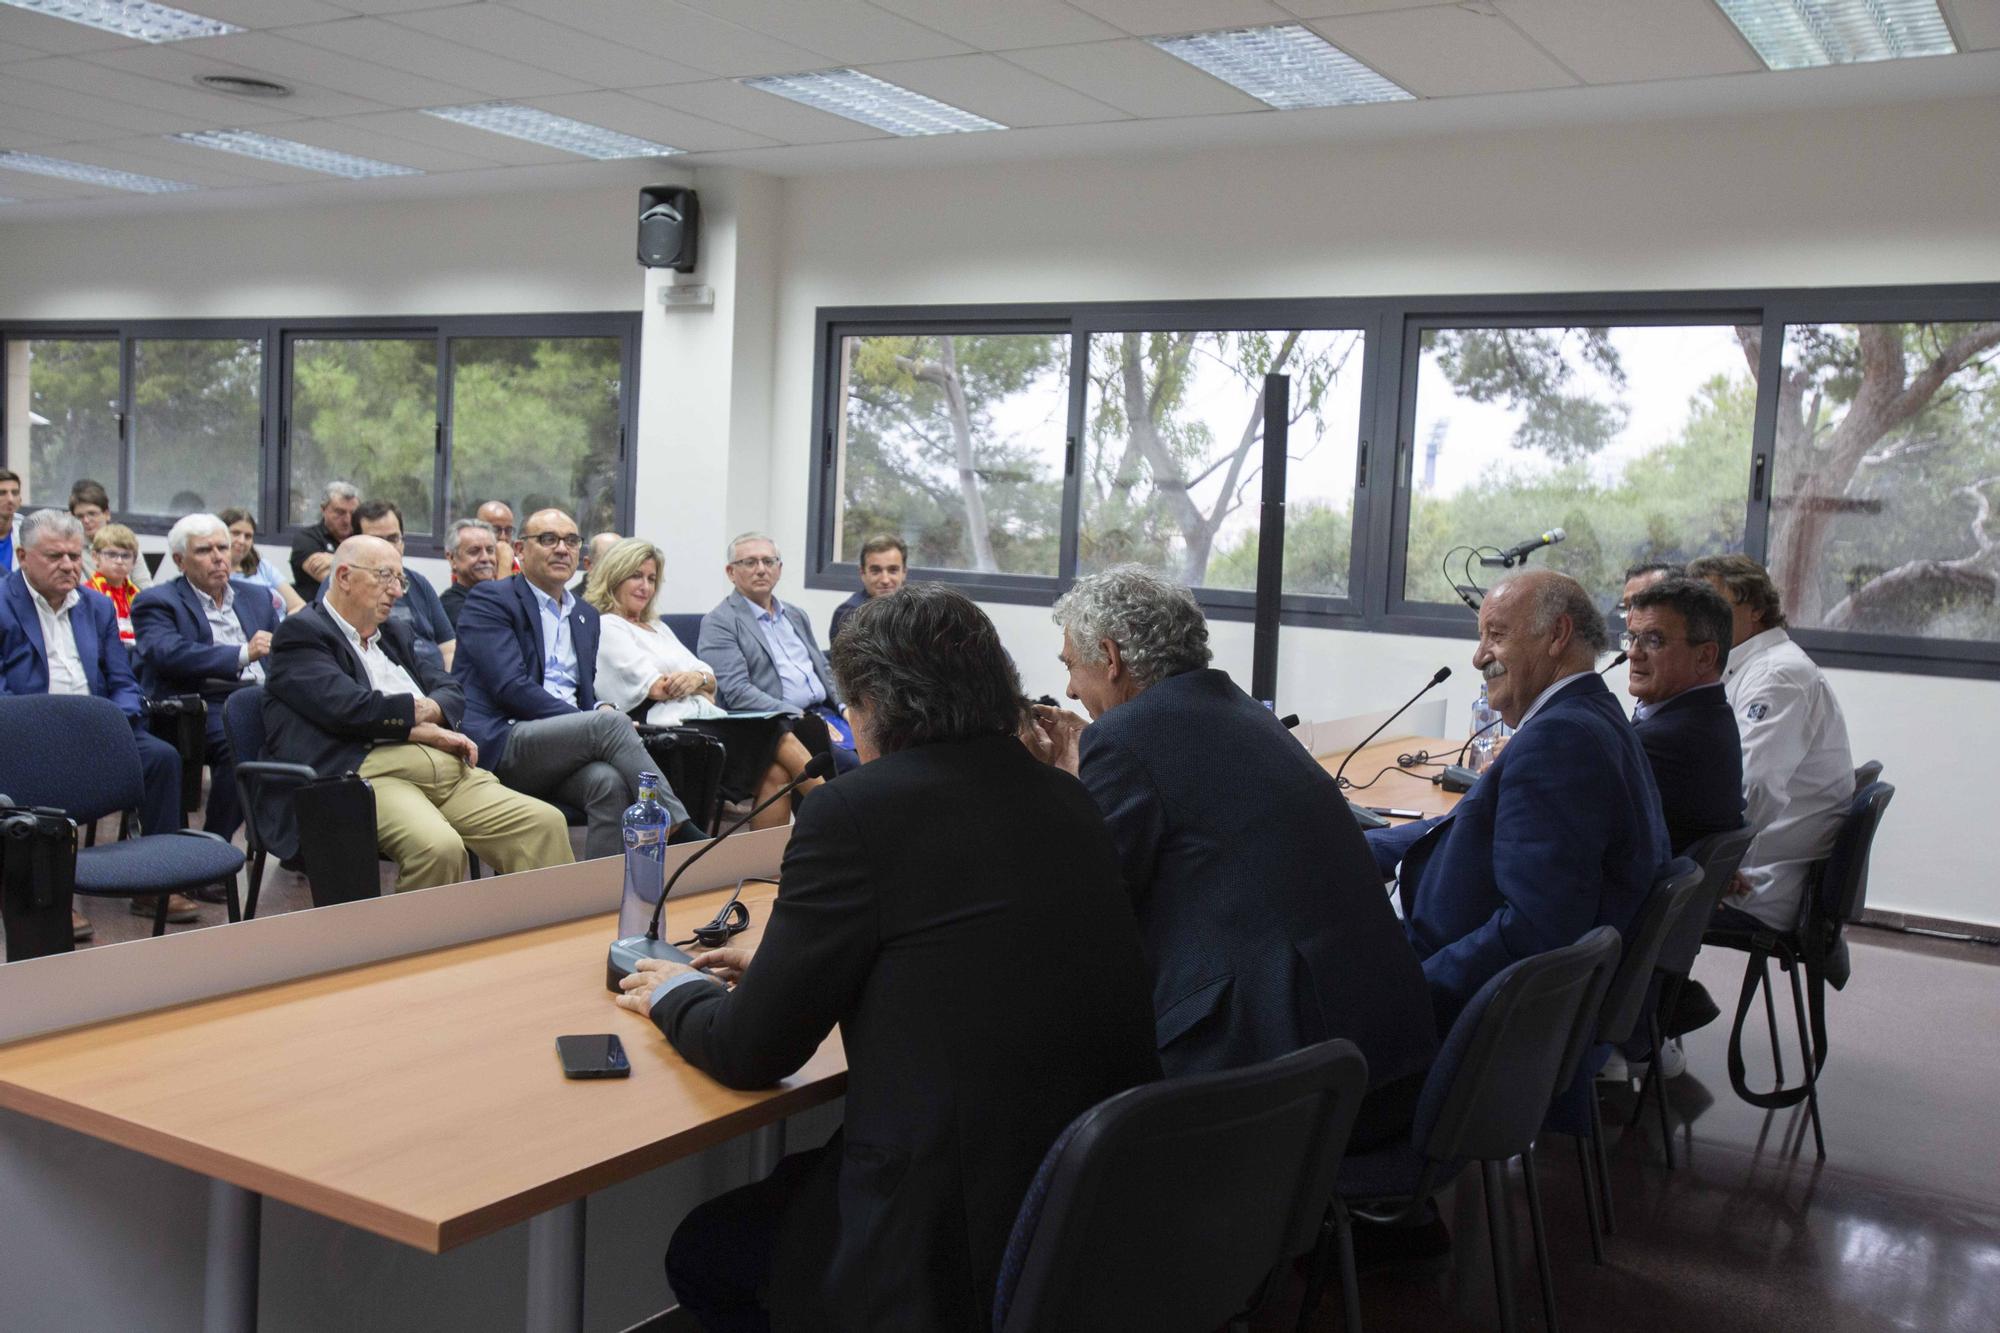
[1334, 1200, 1362, 1333]
[1785, 961, 1828, 1161]
[1520, 1149, 1560, 1333]
[1760, 959, 1784, 1083]
[1588, 1091, 1616, 1236]
[151, 892, 171, 938]
[1573, 1133, 1605, 1265]
[1648, 1012, 1675, 1170]
[1481, 1160, 1520, 1333]
[222, 874, 241, 924]
[1295, 1210, 1334, 1333]
[244, 850, 266, 921]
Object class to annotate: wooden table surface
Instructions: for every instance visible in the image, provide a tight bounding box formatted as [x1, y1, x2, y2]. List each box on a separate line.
[1318, 734, 1464, 822]
[0, 882, 845, 1254]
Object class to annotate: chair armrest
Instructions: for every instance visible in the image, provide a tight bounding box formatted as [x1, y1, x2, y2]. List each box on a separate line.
[235, 760, 321, 787]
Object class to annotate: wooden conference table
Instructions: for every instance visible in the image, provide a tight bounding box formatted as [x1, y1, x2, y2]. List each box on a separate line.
[1321, 734, 1463, 823]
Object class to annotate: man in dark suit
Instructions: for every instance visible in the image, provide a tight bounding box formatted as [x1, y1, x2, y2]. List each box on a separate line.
[616, 585, 1160, 1333]
[454, 507, 684, 858]
[130, 513, 284, 845]
[1368, 570, 1669, 1033]
[827, 534, 907, 641]
[0, 509, 184, 939]
[263, 536, 571, 891]
[1626, 576, 1745, 854]
[1031, 566, 1437, 1146]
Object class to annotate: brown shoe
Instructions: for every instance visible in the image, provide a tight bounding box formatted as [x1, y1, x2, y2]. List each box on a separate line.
[72, 910, 94, 942]
[133, 893, 200, 923]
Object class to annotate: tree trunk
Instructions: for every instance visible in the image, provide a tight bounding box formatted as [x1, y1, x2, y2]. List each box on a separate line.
[1119, 335, 1207, 571]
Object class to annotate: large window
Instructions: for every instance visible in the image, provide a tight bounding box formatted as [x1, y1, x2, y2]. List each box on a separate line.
[2, 338, 121, 506]
[131, 337, 262, 516]
[289, 337, 437, 534]
[450, 336, 626, 540]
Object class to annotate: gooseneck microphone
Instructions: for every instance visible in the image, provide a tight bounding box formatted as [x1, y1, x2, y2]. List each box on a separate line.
[606, 751, 836, 991]
[1480, 527, 1567, 568]
[1598, 650, 1629, 675]
[1332, 667, 1452, 791]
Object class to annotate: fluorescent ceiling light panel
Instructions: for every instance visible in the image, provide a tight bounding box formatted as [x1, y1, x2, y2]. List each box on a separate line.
[1715, 0, 1956, 69]
[423, 103, 682, 160]
[0, 150, 196, 193]
[1150, 23, 1411, 109]
[172, 129, 421, 179]
[739, 68, 1004, 136]
[0, 0, 240, 43]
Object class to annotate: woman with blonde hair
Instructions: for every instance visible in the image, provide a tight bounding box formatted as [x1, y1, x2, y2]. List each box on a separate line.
[587, 537, 822, 828]
[85, 523, 144, 643]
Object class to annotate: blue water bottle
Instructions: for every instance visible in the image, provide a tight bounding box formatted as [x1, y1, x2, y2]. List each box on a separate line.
[622, 770, 670, 912]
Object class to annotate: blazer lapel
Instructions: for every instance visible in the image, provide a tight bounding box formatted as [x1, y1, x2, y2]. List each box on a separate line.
[736, 595, 778, 674]
[71, 598, 105, 696]
[5, 578, 49, 686]
[516, 577, 546, 684]
[177, 577, 216, 646]
[572, 606, 596, 708]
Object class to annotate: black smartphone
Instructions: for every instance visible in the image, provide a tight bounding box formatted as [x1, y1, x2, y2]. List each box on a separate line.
[556, 1034, 630, 1079]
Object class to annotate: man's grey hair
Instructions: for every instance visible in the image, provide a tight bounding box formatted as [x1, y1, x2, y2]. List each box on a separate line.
[1496, 571, 1611, 658]
[321, 480, 358, 506]
[18, 508, 84, 550]
[727, 531, 780, 563]
[445, 517, 496, 556]
[167, 512, 229, 560]
[1051, 565, 1212, 689]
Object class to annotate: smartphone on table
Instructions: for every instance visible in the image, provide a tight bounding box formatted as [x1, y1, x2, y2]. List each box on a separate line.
[556, 1034, 630, 1079]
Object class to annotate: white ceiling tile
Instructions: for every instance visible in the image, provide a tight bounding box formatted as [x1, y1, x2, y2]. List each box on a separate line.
[390, 6, 713, 89]
[190, 31, 488, 106]
[259, 116, 500, 170]
[0, 77, 224, 135]
[670, 0, 969, 64]
[24, 138, 265, 186]
[859, 53, 1129, 127]
[1945, 0, 2000, 51]
[276, 17, 592, 98]
[521, 89, 780, 152]
[0, 8, 140, 55]
[1001, 38, 1267, 116]
[189, 0, 355, 27]
[867, 0, 1126, 51]
[626, 79, 892, 145]
[76, 44, 392, 118]
[1307, 7, 1580, 96]
[315, 0, 468, 12]
[8, 55, 326, 128]
[103, 133, 334, 184]
[328, 108, 581, 163]
[1492, 0, 1759, 84]
[0, 36, 50, 63]
[1277, 0, 1450, 16]
[499, 0, 834, 77]
[0, 104, 131, 146]
[1062, 0, 1297, 38]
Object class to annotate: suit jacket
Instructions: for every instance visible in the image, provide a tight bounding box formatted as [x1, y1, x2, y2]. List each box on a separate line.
[0, 573, 146, 720]
[261, 604, 465, 859]
[130, 575, 280, 702]
[1633, 682, 1745, 855]
[827, 589, 869, 642]
[1077, 669, 1438, 1090]
[698, 592, 841, 716]
[1368, 673, 1669, 1033]
[651, 734, 1161, 1332]
[452, 576, 601, 770]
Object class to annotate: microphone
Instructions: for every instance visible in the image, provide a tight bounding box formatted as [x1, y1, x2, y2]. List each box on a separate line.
[606, 751, 837, 991]
[1598, 650, 1629, 675]
[1332, 667, 1451, 793]
[1480, 527, 1566, 568]
[1278, 713, 1300, 730]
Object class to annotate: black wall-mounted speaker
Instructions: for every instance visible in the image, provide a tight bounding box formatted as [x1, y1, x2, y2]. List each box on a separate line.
[638, 185, 699, 271]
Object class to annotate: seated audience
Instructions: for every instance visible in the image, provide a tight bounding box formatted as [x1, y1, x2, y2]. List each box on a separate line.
[1, 509, 184, 939]
[455, 508, 686, 857]
[85, 524, 143, 643]
[476, 500, 521, 576]
[220, 507, 304, 615]
[262, 536, 572, 891]
[1027, 566, 1437, 1143]
[580, 531, 621, 584]
[327, 500, 457, 673]
[70, 479, 151, 590]
[440, 518, 501, 630]
[1687, 554, 1854, 933]
[1617, 560, 1682, 621]
[617, 584, 1161, 1332]
[1368, 569, 1668, 1033]
[0, 468, 19, 574]
[828, 534, 908, 641]
[290, 481, 358, 600]
[587, 538, 824, 829]
[1625, 576, 1745, 852]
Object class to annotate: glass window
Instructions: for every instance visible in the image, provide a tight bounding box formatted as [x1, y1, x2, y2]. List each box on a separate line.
[1081, 329, 1366, 594]
[288, 337, 437, 535]
[832, 332, 1069, 576]
[448, 337, 623, 538]
[3, 338, 119, 509]
[1403, 323, 1756, 607]
[130, 337, 262, 516]
[1768, 320, 2000, 640]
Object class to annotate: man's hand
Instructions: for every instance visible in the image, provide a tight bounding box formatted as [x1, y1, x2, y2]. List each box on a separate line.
[1030, 704, 1086, 777]
[411, 722, 478, 767]
[686, 946, 753, 986]
[245, 630, 274, 662]
[614, 956, 701, 1013]
[412, 696, 443, 727]
[1725, 871, 1753, 900]
[302, 552, 334, 580]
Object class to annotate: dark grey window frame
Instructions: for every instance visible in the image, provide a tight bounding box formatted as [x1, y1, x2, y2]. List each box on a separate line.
[808, 285, 2000, 681]
[1, 312, 641, 559]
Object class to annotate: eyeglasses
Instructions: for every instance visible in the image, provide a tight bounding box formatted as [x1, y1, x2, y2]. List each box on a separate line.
[526, 533, 583, 551]
[349, 565, 407, 591]
[731, 556, 781, 570]
[96, 549, 137, 563]
[1620, 630, 1698, 654]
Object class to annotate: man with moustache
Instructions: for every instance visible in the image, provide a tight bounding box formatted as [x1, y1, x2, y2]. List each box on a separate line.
[440, 518, 502, 631]
[290, 481, 359, 601]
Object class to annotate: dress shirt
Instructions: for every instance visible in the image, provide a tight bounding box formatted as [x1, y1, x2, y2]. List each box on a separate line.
[324, 602, 424, 700]
[193, 581, 265, 682]
[594, 614, 725, 726]
[29, 585, 87, 696]
[1516, 670, 1594, 731]
[1722, 627, 1854, 931]
[751, 597, 826, 712]
[528, 579, 580, 705]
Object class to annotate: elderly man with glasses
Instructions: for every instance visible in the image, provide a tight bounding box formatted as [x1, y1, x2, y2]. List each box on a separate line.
[454, 508, 690, 857]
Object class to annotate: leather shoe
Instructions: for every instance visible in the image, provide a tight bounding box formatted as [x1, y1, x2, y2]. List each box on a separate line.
[72, 910, 94, 942]
[133, 893, 200, 923]
[190, 883, 234, 905]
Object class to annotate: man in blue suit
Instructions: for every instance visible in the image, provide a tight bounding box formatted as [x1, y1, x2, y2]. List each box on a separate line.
[1369, 569, 1669, 1033]
[1, 510, 184, 939]
[454, 507, 685, 859]
[1625, 576, 1744, 855]
[130, 513, 282, 845]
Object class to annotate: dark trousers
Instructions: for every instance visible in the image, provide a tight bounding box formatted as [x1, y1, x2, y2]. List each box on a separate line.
[131, 725, 183, 836]
[666, 1138, 838, 1333]
[201, 708, 242, 841]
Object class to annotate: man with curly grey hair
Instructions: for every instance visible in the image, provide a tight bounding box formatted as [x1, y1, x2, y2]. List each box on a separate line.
[1031, 565, 1437, 1147]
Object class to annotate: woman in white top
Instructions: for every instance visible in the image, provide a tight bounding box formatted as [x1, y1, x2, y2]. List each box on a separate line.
[587, 538, 824, 830]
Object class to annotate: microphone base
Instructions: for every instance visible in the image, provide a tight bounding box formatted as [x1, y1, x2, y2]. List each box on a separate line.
[1347, 801, 1391, 831]
[1440, 764, 1479, 794]
[607, 935, 693, 993]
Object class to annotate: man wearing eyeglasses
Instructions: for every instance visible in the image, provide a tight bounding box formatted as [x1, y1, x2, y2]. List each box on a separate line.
[1623, 577, 1746, 854]
[454, 508, 689, 857]
[313, 499, 458, 674]
[476, 500, 522, 577]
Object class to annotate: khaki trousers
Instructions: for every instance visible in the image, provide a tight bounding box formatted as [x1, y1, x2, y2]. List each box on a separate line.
[357, 744, 573, 892]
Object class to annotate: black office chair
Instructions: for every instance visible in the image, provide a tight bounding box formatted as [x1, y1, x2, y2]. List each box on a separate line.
[223, 685, 323, 919]
[0, 795, 79, 961]
[993, 1037, 1371, 1333]
[1338, 927, 1622, 1333]
[1702, 781, 1895, 1160]
[1852, 759, 1883, 792]
[637, 726, 728, 836]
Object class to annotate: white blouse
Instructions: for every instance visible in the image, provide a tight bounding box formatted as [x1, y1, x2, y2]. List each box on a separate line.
[595, 613, 728, 726]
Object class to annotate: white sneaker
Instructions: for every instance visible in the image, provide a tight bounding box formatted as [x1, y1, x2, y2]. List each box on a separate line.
[1657, 1038, 1687, 1080]
[1596, 1051, 1631, 1082]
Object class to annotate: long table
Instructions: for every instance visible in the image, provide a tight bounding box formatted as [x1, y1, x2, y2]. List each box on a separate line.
[1317, 733, 1464, 823]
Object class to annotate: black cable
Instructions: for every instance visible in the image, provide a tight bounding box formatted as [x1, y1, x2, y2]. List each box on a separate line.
[1339, 763, 1428, 793]
[673, 875, 778, 950]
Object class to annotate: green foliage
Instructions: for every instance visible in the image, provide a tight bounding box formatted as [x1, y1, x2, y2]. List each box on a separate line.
[1428, 327, 1627, 462]
[17, 339, 120, 502]
[129, 338, 261, 514]
[291, 338, 437, 529]
[449, 338, 623, 537]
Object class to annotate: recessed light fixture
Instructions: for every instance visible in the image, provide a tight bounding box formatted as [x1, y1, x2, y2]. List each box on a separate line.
[1715, 0, 1957, 69]
[739, 68, 1004, 136]
[0, 150, 197, 193]
[0, 0, 239, 43]
[1150, 23, 1411, 109]
[197, 74, 293, 98]
[423, 102, 682, 159]
[173, 129, 421, 179]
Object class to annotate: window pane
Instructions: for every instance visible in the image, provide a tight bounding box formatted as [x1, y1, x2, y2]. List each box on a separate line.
[130, 338, 262, 516]
[1081, 330, 1365, 594]
[289, 338, 436, 534]
[834, 333, 1068, 576]
[3, 338, 119, 509]
[1769, 320, 2000, 640]
[449, 337, 624, 538]
[1404, 324, 1755, 606]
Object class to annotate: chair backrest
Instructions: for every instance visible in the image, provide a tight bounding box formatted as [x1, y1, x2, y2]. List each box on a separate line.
[1656, 825, 1756, 976]
[1594, 858, 1704, 1046]
[1414, 927, 1622, 1165]
[0, 695, 143, 824]
[660, 613, 705, 651]
[1853, 760, 1883, 793]
[223, 684, 267, 767]
[993, 1038, 1370, 1333]
[1816, 781, 1896, 926]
